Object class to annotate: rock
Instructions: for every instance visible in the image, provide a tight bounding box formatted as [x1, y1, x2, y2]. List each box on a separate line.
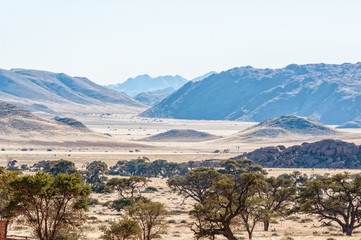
[235, 139, 361, 169]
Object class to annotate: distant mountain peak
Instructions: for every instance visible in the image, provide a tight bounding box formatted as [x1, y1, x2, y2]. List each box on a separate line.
[106, 74, 188, 97]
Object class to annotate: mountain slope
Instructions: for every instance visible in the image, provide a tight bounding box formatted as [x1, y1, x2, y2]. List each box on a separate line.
[107, 74, 187, 97]
[190, 71, 217, 82]
[141, 63, 361, 124]
[134, 92, 167, 106]
[221, 115, 340, 143]
[0, 102, 148, 149]
[0, 68, 146, 117]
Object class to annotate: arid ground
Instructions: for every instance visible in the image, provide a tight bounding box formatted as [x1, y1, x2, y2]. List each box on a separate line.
[3, 114, 361, 240]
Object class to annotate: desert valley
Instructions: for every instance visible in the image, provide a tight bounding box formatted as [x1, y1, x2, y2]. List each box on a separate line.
[2, 2, 361, 239]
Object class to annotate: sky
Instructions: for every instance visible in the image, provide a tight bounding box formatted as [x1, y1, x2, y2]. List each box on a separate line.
[1, 0, 361, 84]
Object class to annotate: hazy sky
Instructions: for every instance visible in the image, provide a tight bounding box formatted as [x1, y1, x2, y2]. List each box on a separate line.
[1, 0, 361, 84]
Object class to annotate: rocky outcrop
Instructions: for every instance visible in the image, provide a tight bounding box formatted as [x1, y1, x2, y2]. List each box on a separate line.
[236, 139, 361, 168]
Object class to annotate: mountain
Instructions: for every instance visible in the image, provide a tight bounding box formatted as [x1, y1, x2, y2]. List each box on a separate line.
[0, 68, 146, 117]
[107, 74, 187, 97]
[141, 63, 361, 125]
[140, 129, 219, 142]
[337, 120, 361, 129]
[190, 71, 217, 82]
[0, 102, 147, 149]
[134, 92, 167, 106]
[236, 139, 361, 168]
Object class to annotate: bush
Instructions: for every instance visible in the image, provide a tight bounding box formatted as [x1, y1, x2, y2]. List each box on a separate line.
[91, 182, 109, 193]
[144, 186, 158, 192]
[102, 218, 141, 240]
[110, 198, 133, 212]
[108, 197, 150, 212]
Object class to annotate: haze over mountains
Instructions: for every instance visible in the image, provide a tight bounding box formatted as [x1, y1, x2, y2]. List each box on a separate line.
[107, 74, 188, 97]
[0, 68, 146, 118]
[106, 71, 217, 98]
[142, 63, 361, 125]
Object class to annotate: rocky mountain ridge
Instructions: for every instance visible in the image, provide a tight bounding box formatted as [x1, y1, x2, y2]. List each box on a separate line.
[141, 63, 361, 125]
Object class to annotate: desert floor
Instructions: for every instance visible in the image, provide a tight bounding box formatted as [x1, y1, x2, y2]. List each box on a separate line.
[4, 114, 361, 239]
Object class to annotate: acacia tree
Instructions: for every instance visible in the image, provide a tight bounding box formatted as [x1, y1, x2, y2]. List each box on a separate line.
[258, 176, 297, 231]
[107, 176, 149, 199]
[238, 197, 266, 240]
[299, 173, 361, 236]
[168, 167, 222, 203]
[7, 172, 91, 240]
[125, 201, 167, 240]
[0, 167, 19, 237]
[190, 173, 264, 240]
[219, 159, 266, 175]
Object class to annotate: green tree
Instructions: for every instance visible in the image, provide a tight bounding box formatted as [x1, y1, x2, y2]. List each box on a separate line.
[238, 197, 266, 240]
[7, 172, 91, 240]
[258, 176, 297, 231]
[84, 161, 108, 192]
[190, 173, 264, 240]
[0, 167, 19, 237]
[102, 218, 141, 240]
[219, 159, 266, 175]
[125, 201, 167, 240]
[299, 173, 361, 236]
[147, 160, 168, 177]
[168, 168, 222, 203]
[43, 159, 78, 176]
[280, 170, 308, 188]
[107, 176, 149, 199]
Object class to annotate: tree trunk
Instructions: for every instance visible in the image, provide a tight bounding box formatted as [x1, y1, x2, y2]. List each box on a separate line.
[248, 231, 253, 240]
[263, 220, 270, 231]
[222, 225, 238, 240]
[346, 227, 353, 236]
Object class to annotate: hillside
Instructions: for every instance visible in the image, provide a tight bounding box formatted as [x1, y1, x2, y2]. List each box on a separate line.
[134, 92, 167, 106]
[0, 68, 146, 117]
[141, 63, 361, 125]
[220, 115, 341, 144]
[107, 74, 187, 97]
[236, 139, 361, 168]
[140, 129, 219, 142]
[241, 115, 336, 137]
[0, 102, 147, 149]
